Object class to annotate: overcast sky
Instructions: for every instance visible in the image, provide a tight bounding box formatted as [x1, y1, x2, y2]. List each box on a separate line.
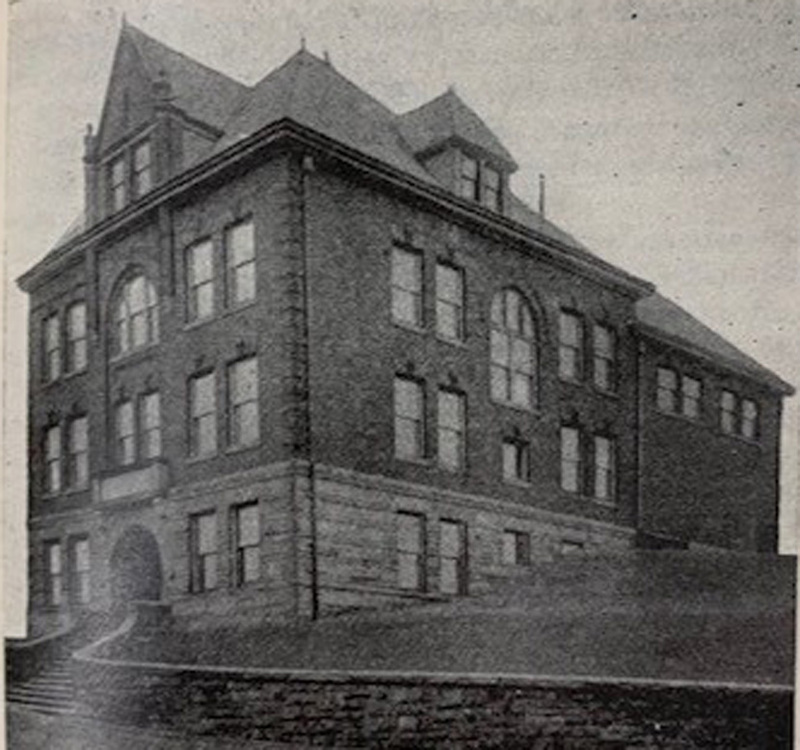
[3, 0, 798, 635]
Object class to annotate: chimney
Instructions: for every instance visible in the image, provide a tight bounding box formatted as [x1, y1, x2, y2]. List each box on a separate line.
[538, 173, 546, 218]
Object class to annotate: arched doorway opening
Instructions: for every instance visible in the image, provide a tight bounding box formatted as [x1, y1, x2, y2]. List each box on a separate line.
[110, 525, 163, 606]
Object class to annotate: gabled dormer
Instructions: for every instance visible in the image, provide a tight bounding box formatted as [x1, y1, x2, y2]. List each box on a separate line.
[84, 22, 249, 226]
[399, 89, 518, 215]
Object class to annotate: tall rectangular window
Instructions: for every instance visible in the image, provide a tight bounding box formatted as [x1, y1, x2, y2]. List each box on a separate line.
[43, 314, 61, 382]
[440, 520, 468, 595]
[592, 324, 615, 392]
[482, 165, 500, 210]
[190, 512, 218, 593]
[459, 154, 479, 200]
[70, 537, 90, 605]
[502, 439, 530, 483]
[115, 401, 135, 466]
[189, 372, 217, 457]
[391, 247, 423, 327]
[187, 240, 215, 321]
[558, 311, 583, 381]
[593, 435, 615, 502]
[225, 221, 256, 306]
[228, 357, 259, 448]
[67, 416, 88, 488]
[141, 392, 162, 459]
[742, 399, 758, 440]
[502, 530, 530, 566]
[397, 512, 426, 592]
[656, 368, 678, 414]
[234, 503, 260, 586]
[109, 154, 127, 212]
[66, 303, 87, 373]
[44, 541, 62, 607]
[720, 390, 737, 435]
[132, 140, 152, 198]
[560, 425, 581, 494]
[681, 376, 702, 419]
[394, 377, 425, 460]
[435, 263, 464, 341]
[437, 389, 465, 471]
[45, 425, 62, 494]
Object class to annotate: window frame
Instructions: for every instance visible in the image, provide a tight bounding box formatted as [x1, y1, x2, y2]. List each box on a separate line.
[69, 536, 91, 605]
[131, 139, 153, 199]
[188, 371, 218, 458]
[189, 511, 218, 593]
[592, 433, 616, 504]
[227, 356, 260, 450]
[391, 246, 424, 329]
[459, 153, 479, 201]
[224, 219, 256, 308]
[680, 375, 702, 419]
[43, 540, 63, 608]
[560, 424, 582, 495]
[439, 518, 468, 596]
[43, 313, 61, 383]
[113, 274, 159, 356]
[233, 502, 261, 587]
[592, 323, 616, 392]
[656, 367, 679, 414]
[186, 239, 216, 323]
[558, 310, 584, 382]
[741, 398, 759, 440]
[44, 424, 62, 495]
[66, 415, 89, 489]
[502, 530, 531, 566]
[108, 153, 127, 213]
[435, 262, 465, 342]
[502, 438, 530, 484]
[490, 288, 538, 410]
[65, 302, 88, 374]
[140, 391, 162, 460]
[115, 400, 136, 467]
[394, 375, 426, 461]
[397, 511, 427, 592]
[437, 388, 466, 472]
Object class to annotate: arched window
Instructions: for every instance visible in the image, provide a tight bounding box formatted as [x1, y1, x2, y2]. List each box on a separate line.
[113, 274, 159, 355]
[490, 288, 537, 408]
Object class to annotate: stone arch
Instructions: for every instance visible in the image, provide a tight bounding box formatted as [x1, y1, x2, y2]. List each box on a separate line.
[110, 524, 163, 605]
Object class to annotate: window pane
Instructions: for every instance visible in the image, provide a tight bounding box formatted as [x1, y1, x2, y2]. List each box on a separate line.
[502, 532, 518, 565]
[47, 426, 61, 459]
[193, 374, 216, 416]
[658, 368, 677, 390]
[71, 417, 88, 451]
[234, 263, 255, 303]
[392, 248, 421, 292]
[241, 547, 260, 583]
[237, 504, 260, 546]
[231, 358, 258, 404]
[440, 559, 458, 594]
[398, 553, 420, 590]
[74, 539, 90, 570]
[438, 391, 462, 429]
[203, 556, 218, 590]
[398, 514, 423, 553]
[49, 543, 62, 574]
[143, 393, 160, 427]
[502, 442, 516, 481]
[395, 378, 422, 419]
[69, 303, 86, 338]
[491, 330, 509, 365]
[510, 372, 530, 407]
[436, 264, 460, 303]
[511, 339, 533, 374]
[189, 242, 214, 284]
[197, 514, 216, 554]
[228, 222, 255, 265]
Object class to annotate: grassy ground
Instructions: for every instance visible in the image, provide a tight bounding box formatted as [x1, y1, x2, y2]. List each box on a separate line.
[110, 551, 795, 686]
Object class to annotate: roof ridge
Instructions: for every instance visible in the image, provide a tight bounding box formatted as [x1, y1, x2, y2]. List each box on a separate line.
[122, 22, 248, 88]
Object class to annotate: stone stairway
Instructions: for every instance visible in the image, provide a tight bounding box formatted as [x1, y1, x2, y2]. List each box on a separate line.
[6, 657, 76, 715]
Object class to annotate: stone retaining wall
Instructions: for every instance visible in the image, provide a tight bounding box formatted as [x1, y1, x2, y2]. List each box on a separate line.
[73, 656, 792, 749]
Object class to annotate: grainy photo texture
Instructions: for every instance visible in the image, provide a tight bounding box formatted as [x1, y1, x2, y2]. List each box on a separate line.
[3, 1, 797, 748]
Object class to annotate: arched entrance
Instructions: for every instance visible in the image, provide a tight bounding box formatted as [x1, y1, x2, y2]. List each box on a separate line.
[110, 525, 163, 605]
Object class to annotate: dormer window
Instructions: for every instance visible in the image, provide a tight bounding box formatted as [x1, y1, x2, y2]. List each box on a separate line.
[132, 140, 152, 198]
[459, 155, 479, 201]
[458, 152, 502, 212]
[109, 155, 127, 212]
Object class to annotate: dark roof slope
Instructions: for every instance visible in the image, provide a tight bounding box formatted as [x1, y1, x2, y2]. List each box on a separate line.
[124, 23, 250, 133]
[636, 293, 794, 394]
[214, 49, 436, 184]
[399, 89, 518, 169]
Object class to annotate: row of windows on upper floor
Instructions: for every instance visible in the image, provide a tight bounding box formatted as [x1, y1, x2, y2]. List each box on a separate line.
[41, 356, 257, 496]
[39, 219, 254, 384]
[392, 248, 618, 407]
[394, 375, 617, 504]
[655, 367, 760, 442]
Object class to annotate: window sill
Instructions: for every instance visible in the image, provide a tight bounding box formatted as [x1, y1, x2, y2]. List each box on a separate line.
[41, 485, 89, 500]
[110, 344, 159, 368]
[63, 368, 88, 383]
[655, 408, 703, 427]
[558, 375, 585, 387]
[392, 320, 426, 335]
[435, 334, 467, 349]
[503, 477, 532, 489]
[395, 455, 433, 468]
[186, 451, 218, 465]
[720, 431, 761, 446]
[593, 386, 619, 400]
[224, 442, 261, 456]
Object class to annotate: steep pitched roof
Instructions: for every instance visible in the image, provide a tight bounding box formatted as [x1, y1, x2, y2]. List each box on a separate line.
[122, 23, 250, 133]
[635, 293, 793, 394]
[214, 49, 436, 184]
[399, 89, 518, 169]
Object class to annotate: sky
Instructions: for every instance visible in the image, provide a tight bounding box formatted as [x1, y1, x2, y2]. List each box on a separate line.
[3, 0, 798, 636]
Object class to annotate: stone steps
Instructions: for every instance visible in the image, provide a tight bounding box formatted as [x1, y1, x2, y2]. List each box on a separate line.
[6, 658, 77, 716]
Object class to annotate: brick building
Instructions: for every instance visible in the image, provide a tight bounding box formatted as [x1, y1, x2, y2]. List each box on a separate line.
[18, 24, 793, 634]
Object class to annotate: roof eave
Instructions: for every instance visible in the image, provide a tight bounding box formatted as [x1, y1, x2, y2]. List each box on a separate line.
[634, 322, 795, 396]
[18, 118, 653, 299]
